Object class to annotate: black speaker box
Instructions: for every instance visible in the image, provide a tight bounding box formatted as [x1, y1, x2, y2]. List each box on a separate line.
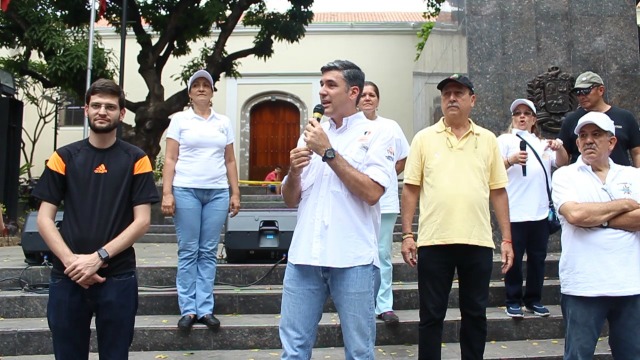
[0, 97, 24, 221]
[21, 211, 63, 265]
[225, 209, 296, 263]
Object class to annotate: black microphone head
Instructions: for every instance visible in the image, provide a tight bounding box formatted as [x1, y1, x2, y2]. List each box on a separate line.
[519, 140, 526, 151]
[313, 104, 324, 116]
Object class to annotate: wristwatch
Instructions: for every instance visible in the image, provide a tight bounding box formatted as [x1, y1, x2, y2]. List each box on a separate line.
[322, 148, 336, 162]
[97, 247, 110, 262]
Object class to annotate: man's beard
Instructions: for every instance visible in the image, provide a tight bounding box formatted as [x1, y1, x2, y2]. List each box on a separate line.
[89, 117, 120, 134]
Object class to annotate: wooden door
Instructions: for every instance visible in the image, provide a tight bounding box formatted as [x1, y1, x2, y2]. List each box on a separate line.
[249, 100, 300, 180]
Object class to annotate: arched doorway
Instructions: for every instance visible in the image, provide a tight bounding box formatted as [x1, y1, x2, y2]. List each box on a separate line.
[249, 100, 300, 180]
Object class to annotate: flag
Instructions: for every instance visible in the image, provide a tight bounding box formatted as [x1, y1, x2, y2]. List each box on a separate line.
[98, 0, 107, 18]
[1, 0, 11, 12]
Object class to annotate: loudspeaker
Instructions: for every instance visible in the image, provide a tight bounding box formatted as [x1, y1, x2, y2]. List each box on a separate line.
[0, 97, 24, 221]
[224, 209, 296, 263]
[21, 211, 63, 265]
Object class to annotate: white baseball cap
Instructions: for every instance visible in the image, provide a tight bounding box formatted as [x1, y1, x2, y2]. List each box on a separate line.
[509, 99, 536, 115]
[188, 69, 214, 90]
[574, 111, 615, 135]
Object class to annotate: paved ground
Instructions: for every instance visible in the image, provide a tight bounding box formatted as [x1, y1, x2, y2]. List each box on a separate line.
[0, 338, 614, 359]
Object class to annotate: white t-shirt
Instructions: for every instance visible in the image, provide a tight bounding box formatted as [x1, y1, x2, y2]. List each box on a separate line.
[552, 157, 640, 297]
[374, 116, 410, 214]
[282, 112, 396, 268]
[166, 108, 235, 189]
[497, 130, 556, 222]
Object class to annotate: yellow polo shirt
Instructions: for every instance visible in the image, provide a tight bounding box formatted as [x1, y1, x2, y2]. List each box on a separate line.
[403, 118, 508, 249]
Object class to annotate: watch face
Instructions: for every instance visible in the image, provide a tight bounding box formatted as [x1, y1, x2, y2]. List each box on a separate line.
[98, 248, 109, 261]
[322, 148, 336, 162]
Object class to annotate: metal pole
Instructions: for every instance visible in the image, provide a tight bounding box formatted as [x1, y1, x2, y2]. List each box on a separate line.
[84, 0, 98, 139]
[119, 0, 127, 88]
[53, 98, 58, 151]
[116, 0, 127, 139]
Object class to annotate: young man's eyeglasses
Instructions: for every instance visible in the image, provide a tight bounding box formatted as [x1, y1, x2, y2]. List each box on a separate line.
[512, 110, 533, 117]
[89, 103, 119, 112]
[572, 85, 599, 96]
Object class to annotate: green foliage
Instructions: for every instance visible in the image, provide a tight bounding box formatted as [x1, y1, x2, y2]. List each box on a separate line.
[153, 154, 164, 183]
[19, 163, 33, 178]
[415, 0, 446, 60]
[0, 0, 117, 101]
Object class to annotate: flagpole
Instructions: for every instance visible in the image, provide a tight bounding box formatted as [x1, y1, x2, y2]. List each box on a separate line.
[84, 0, 98, 139]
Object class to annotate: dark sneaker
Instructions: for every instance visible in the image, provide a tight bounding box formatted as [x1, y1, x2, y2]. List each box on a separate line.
[505, 304, 524, 318]
[525, 303, 550, 317]
[377, 311, 400, 326]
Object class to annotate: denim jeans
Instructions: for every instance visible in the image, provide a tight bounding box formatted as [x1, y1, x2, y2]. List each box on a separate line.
[279, 262, 380, 360]
[376, 213, 397, 314]
[47, 271, 138, 360]
[562, 294, 640, 360]
[417, 245, 493, 360]
[173, 187, 229, 318]
[504, 219, 548, 307]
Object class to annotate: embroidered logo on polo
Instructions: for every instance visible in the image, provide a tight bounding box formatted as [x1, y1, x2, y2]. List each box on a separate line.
[385, 146, 395, 162]
[94, 164, 108, 174]
[619, 183, 632, 195]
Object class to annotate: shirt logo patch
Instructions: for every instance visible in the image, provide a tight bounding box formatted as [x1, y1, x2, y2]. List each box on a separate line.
[94, 164, 108, 174]
[619, 183, 632, 195]
[386, 147, 395, 161]
[357, 130, 373, 142]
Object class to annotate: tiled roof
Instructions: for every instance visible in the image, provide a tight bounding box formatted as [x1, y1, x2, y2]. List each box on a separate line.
[312, 12, 425, 23]
[96, 12, 426, 28]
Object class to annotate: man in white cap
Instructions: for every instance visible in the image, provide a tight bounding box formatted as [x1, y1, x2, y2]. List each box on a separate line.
[558, 71, 640, 167]
[552, 111, 640, 359]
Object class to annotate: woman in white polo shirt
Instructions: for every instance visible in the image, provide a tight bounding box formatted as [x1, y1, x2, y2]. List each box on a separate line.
[359, 81, 410, 325]
[161, 70, 240, 332]
[497, 98, 568, 318]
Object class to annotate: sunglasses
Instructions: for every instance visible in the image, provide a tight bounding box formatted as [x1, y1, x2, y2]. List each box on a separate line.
[572, 85, 599, 96]
[512, 110, 533, 117]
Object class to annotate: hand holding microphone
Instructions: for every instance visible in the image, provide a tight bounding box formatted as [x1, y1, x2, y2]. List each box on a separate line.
[304, 104, 330, 156]
[312, 104, 324, 123]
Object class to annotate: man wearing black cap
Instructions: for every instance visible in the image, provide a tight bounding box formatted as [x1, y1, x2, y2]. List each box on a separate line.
[401, 74, 514, 359]
[558, 71, 640, 167]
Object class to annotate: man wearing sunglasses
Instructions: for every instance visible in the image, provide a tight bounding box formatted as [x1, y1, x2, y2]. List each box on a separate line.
[558, 71, 640, 167]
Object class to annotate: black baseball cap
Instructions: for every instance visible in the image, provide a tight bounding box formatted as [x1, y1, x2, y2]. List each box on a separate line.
[437, 74, 475, 94]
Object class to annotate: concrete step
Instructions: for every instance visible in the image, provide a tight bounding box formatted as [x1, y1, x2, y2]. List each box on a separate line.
[0, 243, 561, 289]
[0, 279, 562, 319]
[0, 338, 615, 359]
[0, 306, 583, 356]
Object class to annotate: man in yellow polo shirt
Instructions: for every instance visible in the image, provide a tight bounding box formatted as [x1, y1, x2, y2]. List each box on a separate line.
[400, 74, 514, 360]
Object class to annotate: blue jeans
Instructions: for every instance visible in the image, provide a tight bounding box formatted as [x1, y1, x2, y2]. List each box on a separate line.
[562, 294, 640, 360]
[417, 245, 493, 360]
[376, 213, 397, 314]
[504, 219, 548, 307]
[173, 187, 229, 318]
[279, 262, 380, 360]
[47, 271, 138, 360]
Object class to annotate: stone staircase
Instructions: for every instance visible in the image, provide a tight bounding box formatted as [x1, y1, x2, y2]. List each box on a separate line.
[0, 185, 613, 359]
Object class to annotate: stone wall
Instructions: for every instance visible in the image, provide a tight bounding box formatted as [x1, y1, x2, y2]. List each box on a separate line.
[466, 0, 640, 134]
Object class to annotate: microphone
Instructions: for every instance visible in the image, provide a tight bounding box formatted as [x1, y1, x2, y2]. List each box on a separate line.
[519, 140, 527, 177]
[313, 104, 324, 123]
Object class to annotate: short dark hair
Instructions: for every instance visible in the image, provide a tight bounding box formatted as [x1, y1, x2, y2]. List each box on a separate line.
[364, 81, 380, 99]
[320, 60, 365, 104]
[85, 79, 125, 109]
